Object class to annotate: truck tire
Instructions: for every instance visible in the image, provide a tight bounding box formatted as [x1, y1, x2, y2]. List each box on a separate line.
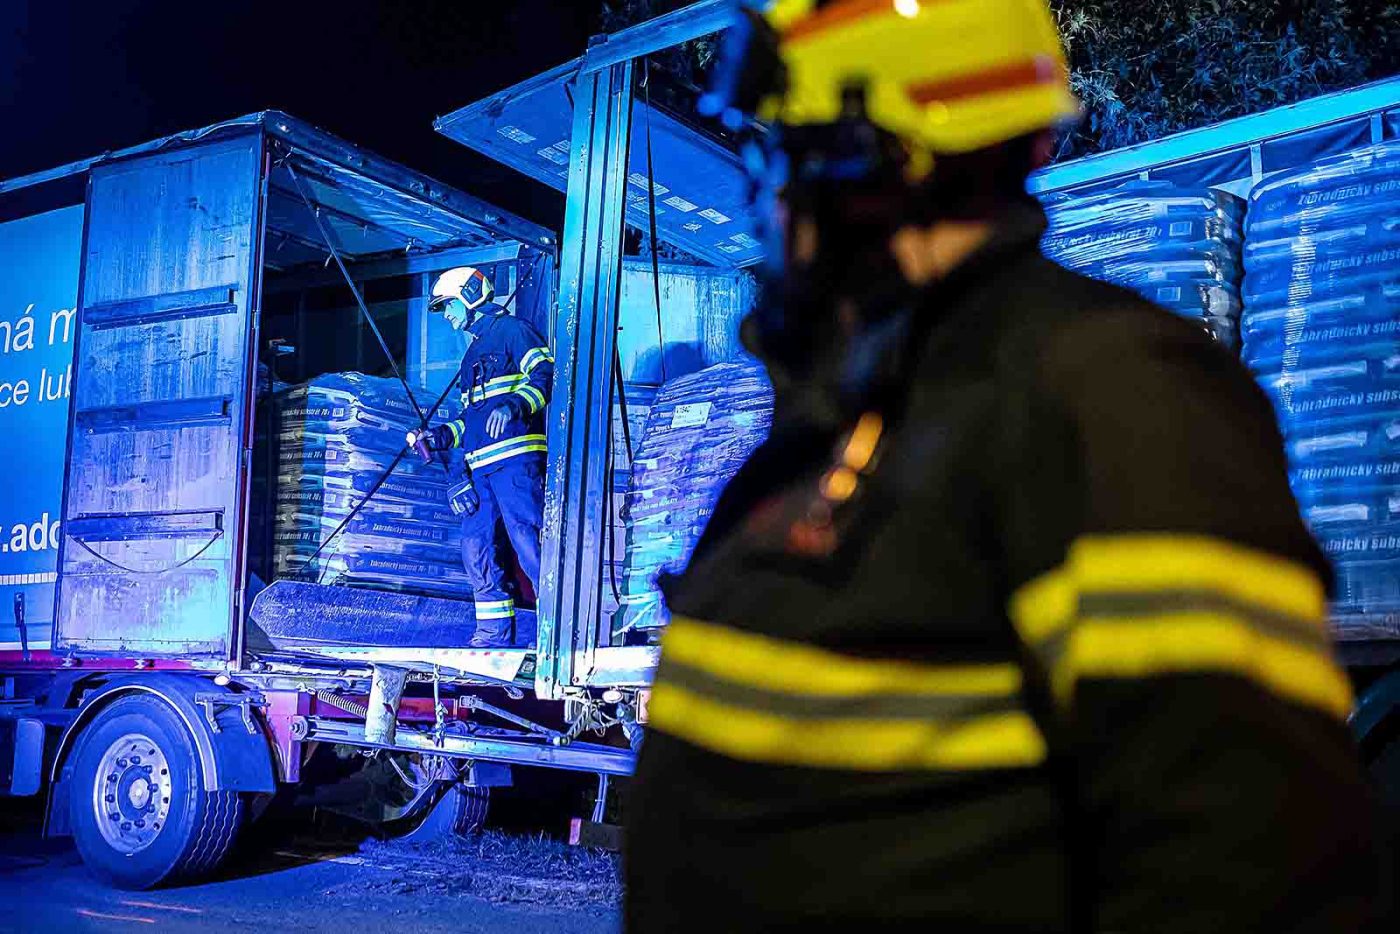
[401, 785, 490, 841]
[68, 695, 244, 889]
[448, 785, 491, 835]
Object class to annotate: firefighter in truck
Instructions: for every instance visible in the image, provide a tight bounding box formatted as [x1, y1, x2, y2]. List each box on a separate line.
[408, 266, 553, 648]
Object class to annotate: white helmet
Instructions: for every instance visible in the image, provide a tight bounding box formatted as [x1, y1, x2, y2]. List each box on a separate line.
[429, 266, 496, 316]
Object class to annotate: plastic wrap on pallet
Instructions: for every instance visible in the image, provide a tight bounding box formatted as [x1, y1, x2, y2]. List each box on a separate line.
[603, 386, 658, 620]
[1243, 142, 1400, 622]
[280, 470, 452, 510]
[615, 361, 774, 634]
[273, 553, 477, 599]
[271, 372, 469, 599]
[1041, 180, 1246, 349]
[278, 371, 453, 432]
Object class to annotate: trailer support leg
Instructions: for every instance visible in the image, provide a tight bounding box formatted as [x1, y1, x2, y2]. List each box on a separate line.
[366, 665, 409, 746]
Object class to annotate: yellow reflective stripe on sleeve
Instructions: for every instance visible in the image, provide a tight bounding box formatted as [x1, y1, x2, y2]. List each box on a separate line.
[1071, 534, 1327, 622]
[446, 421, 463, 448]
[465, 434, 548, 470]
[1060, 612, 1353, 719]
[663, 615, 1022, 698]
[649, 682, 1045, 772]
[515, 385, 546, 414]
[474, 598, 516, 620]
[651, 616, 1045, 771]
[1009, 534, 1350, 720]
[520, 346, 553, 374]
[1008, 567, 1074, 645]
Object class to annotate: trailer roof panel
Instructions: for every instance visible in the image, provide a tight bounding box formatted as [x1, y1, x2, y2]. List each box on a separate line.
[1031, 77, 1400, 196]
[435, 61, 763, 268]
[0, 111, 554, 251]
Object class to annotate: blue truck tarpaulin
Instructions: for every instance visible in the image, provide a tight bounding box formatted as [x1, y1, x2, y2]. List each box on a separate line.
[0, 205, 83, 655]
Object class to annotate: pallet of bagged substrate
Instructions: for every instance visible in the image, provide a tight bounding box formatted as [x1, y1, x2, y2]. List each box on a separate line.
[277, 371, 453, 438]
[615, 361, 773, 635]
[271, 373, 472, 599]
[1041, 180, 1245, 349]
[1241, 143, 1400, 625]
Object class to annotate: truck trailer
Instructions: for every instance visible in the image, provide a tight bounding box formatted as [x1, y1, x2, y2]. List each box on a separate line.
[0, 109, 708, 888]
[2, 0, 1399, 888]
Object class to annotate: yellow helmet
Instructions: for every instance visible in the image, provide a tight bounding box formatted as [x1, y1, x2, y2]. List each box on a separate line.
[710, 0, 1079, 163]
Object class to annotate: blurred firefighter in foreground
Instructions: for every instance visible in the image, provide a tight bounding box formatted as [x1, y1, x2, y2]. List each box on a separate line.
[409, 267, 552, 647]
[627, 1, 1389, 930]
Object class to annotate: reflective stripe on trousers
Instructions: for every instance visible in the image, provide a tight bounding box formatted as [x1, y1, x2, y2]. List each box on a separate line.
[460, 454, 545, 643]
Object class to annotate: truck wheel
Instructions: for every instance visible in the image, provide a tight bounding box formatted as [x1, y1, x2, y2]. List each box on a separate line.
[68, 695, 244, 889]
[448, 785, 491, 835]
[401, 785, 490, 842]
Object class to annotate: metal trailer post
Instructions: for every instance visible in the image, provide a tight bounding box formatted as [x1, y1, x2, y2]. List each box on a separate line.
[537, 55, 636, 700]
[535, 0, 738, 701]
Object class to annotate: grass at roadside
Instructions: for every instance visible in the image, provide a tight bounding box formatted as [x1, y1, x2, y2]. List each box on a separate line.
[362, 831, 622, 907]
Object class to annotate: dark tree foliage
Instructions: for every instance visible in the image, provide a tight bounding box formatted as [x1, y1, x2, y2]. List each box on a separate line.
[601, 0, 1400, 161]
[1049, 0, 1399, 158]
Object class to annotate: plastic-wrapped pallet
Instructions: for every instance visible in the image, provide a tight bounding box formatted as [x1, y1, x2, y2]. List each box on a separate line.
[1242, 142, 1400, 620]
[603, 385, 658, 621]
[615, 361, 773, 635]
[1041, 180, 1245, 349]
[271, 372, 474, 598]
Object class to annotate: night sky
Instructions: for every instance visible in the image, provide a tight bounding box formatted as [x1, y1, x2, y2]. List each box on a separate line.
[1, 0, 606, 229]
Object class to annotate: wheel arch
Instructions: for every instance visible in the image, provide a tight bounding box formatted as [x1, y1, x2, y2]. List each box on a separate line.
[46, 674, 277, 836]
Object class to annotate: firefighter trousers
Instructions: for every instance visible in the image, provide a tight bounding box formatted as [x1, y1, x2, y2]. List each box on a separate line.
[459, 453, 544, 646]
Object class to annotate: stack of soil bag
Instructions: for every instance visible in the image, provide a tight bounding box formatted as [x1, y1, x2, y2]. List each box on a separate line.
[271, 372, 474, 598]
[603, 385, 658, 621]
[1242, 143, 1400, 618]
[615, 361, 773, 635]
[1041, 179, 1245, 349]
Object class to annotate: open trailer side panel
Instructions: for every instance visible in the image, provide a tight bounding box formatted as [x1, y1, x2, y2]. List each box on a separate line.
[537, 58, 638, 697]
[54, 133, 265, 658]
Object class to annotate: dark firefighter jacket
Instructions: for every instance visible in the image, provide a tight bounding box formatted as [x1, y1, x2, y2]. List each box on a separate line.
[438, 304, 553, 473]
[626, 204, 1389, 933]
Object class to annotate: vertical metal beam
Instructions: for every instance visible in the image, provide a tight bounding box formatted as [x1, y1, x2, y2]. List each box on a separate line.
[537, 59, 636, 700]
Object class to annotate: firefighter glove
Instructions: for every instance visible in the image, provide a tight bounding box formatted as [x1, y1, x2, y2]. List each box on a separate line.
[448, 477, 480, 517]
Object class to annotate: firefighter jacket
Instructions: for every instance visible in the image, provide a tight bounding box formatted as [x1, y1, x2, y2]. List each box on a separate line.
[438, 305, 553, 474]
[626, 204, 1389, 933]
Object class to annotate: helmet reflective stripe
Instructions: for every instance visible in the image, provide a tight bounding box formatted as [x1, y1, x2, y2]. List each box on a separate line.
[760, 0, 1079, 157]
[430, 266, 497, 313]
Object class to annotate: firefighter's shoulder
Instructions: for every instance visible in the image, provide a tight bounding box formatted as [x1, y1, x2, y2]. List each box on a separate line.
[1010, 257, 1257, 410]
[498, 313, 545, 341]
